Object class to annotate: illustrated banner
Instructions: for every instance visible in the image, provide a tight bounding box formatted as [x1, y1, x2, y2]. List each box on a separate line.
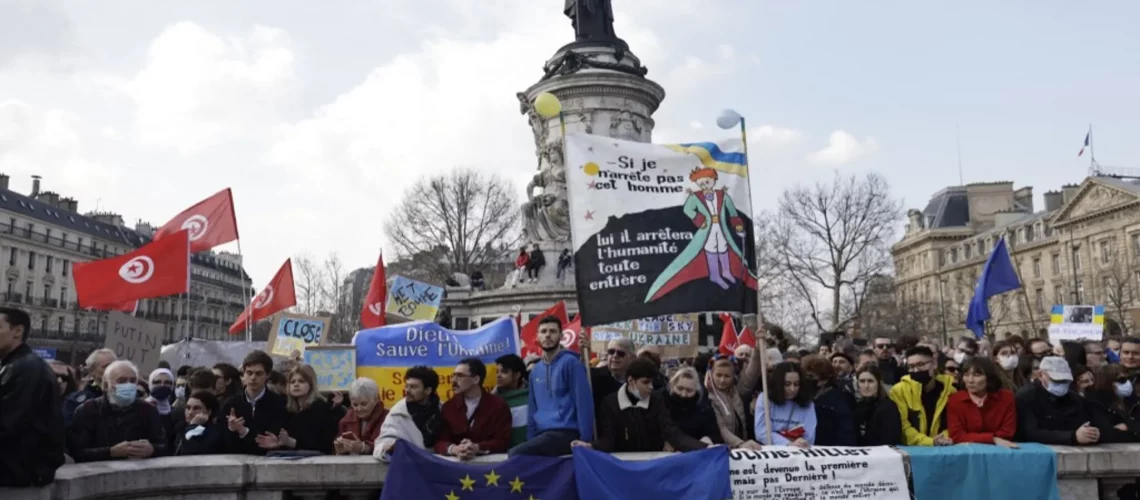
[729, 447, 909, 500]
[1048, 304, 1104, 344]
[565, 133, 757, 326]
[304, 346, 357, 393]
[590, 314, 700, 358]
[353, 317, 520, 406]
[386, 275, 444, 322]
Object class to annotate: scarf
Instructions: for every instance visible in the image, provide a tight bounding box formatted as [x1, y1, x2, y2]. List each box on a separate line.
[405, 395, 442, 446]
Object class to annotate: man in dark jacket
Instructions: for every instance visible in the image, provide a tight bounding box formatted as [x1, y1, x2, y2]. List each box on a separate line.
[873, 337, 905, 385]
[434, 358, 512, 459]
[1015, 356, 1100, 446]
[68, 360, 167, 462]
[574, 358, 710, 453]
[0, 307, 65, 486]
[64, 348, 117, 428]
[220, 350, 288, 455]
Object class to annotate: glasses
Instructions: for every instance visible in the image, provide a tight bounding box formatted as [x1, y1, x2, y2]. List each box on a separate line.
[874, 344, 892, 350]
[944, 367, 959, 373]
[1117, 377, 1130, 384]
[607, 349, 628, 358]
[453, 372, 472, 379]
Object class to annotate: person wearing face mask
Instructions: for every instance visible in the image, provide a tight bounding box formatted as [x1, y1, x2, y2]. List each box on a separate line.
[573, 357, 710, 452]
[889, 346, 958, 446]
[174, 391, 224, 455]
[68, 360, 167, 462]
[1014, 356, 1099, 446]
[663, 367, 721, 446]
[146, 368, 178, 451]
[946, 358, 1018, 448]
[954, 337, 978, 364]
[991, 340, 1028, 391]
[1084, 364, 1140, 443]
[64, 348, 117, 429]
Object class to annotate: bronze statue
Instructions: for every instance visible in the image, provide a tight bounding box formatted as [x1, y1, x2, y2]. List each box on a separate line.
[564, 0, 616, 42]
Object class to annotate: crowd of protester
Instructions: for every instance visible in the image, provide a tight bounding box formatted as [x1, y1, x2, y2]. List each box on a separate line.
[5, 304, 1140, 488]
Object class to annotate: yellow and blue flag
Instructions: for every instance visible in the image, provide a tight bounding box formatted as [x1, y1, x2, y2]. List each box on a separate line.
[665, 140, 748, 177]
[380, 440, 576, 500]
[572, 446, 731, 500]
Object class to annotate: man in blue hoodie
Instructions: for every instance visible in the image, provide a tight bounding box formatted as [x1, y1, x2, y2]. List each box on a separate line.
[508, 316, 594, 457]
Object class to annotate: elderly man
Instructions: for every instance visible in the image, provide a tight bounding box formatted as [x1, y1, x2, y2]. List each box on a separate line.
[68, 360, 167, 462]
[64, 348, 117, 428]
[589, 337, 635, 410]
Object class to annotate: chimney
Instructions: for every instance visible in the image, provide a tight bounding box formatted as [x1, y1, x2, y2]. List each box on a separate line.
[31, 175, 41, 197]
[135, 221, 156, 238]
[1061, 184, 1080, 205]
[67, 198, 78, 212]
[1014, 186, 1034, 212]
[38, 191, 59, 206]
[0, 173, 8, 191]
[1044, 190, 1063, 212]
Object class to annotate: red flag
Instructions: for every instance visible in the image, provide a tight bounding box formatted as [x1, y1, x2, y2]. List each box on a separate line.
[562, 316, 582, 353]
[85, 300, 139, 314]
[718, 313, 738, 356]
[360, 252, 387, 329]
[74, 231, 190, 308]
[228, 259, 296, 334]
[155, 188, 239, 253]
[738, 326, 756, 348]
[519, 301, 569, 358]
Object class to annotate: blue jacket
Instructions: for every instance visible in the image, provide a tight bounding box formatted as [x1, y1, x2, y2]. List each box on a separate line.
[754, 395, 816, 445]
[526, 350, 595, 442]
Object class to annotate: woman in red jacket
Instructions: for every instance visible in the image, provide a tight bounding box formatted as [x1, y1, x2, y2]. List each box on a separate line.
[946, 357, 1018, 448]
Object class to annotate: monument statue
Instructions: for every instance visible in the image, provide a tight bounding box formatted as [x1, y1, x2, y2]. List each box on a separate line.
[564, 0, 616, 42]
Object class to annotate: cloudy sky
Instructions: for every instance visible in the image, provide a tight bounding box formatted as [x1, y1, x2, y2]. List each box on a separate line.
[2, 0, 1139, 286]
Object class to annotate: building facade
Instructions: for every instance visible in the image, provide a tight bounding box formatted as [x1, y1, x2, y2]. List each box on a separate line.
[0, 174, 253, 363]
[892, 176, 1140, 341]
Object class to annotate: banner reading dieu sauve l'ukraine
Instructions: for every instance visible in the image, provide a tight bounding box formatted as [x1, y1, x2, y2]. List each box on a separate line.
[353, 317, 520, 406]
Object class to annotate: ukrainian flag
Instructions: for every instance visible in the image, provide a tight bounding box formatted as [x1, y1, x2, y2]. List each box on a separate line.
[665, 140, 748, 177]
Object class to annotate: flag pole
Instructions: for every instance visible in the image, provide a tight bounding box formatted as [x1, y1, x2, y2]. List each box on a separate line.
[237, 239, 252, 342]
[1010, 250, 1039, 335]
[1088, 124, 1096, 163]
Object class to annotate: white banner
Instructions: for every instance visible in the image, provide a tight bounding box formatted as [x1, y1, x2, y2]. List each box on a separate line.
[729, 447, 909, 500]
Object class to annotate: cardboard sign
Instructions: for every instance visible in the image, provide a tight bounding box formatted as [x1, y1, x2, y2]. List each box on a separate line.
[590, 314, 701, 358]
[104, 311, 164, 376]
[304, 346, 357, 392]
[267, 312, 330, 357]
[386, 275, 444, 322]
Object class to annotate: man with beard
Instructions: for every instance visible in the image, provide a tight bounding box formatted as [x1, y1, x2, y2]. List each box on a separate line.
[1119, 338, 1140, 420]
[510, 316, 594, 457]
[873, 338, 905, 385]
[373, 366, 443, 459]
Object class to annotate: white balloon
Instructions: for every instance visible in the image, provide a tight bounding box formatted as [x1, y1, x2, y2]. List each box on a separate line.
[716, 109, 742, 129]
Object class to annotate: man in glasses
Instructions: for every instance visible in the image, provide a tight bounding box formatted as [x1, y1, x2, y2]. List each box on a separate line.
[590, 338, 636, 410]
[873, 337, 903, 385]
[435, 358, 511, 460]
[889, 346, 957, 446]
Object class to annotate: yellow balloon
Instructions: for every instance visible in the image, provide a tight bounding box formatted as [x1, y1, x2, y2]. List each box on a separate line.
[583, 162, 600, 176]
[534, 92, 562, 118]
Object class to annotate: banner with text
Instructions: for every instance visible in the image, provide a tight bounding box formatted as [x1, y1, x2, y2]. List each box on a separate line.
[304, 346, 357, 392]
[1048, 304, 1104, 344]
[386, 275, 444, 322]
[565, 133, 758, 326]
[590, 314, 700, 358]
[353, 317, 520, 406]
[267, 312, 330, 357]
[729, 447, 909, 500]
[104, 311, 164, 376]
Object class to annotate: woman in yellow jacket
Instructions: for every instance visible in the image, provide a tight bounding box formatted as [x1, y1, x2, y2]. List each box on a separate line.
[889, 346, 958, 446]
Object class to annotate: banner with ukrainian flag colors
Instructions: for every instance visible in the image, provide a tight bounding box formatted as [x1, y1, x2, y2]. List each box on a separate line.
[1047, 304, 1104, 344]
[564, 133, 757, 327]
[352, 317, 519, 407]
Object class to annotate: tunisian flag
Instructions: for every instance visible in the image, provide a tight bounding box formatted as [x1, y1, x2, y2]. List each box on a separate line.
[155, 188, 239, 253]
[360, 252, 387, 329]
[229, 259, 296, 334]
[74, 230, 191, 308]
[738, 326, 756, 348]
[85, 300, 139, 314]
[718, 313, 738, 356]
[520, 301, 569, 358]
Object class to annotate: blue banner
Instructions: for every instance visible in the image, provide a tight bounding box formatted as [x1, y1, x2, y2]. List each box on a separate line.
[33, 347, 57, 360]
[904, 443, 1059, 500]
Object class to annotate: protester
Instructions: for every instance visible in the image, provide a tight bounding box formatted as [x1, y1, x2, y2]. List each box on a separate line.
[212, 363, 242, 401]
[637, 345, 668, 390]
[706, 354, 763, 450]
[434, 358, 512, 459]
[335, 378, 388, 455]
[801, 355, 856, 446]
[852, 366, 901, 446]
[525, 244, 546, 283]
[1085, 364, 1140, 443]
[1084, 340, 1107, 368]
[856, 349, 877, 371]
[49, 360, 78, 400]
[1072, 365, 1094, 397]
[220, 351, 288, 455]
[664, 367, 721, 445]
[946, 357, 1017, 447]
[267, 370, 288, 395]
[171, 368, 219, 436]
[991, 340, 1028, 391]
[0, 307, 66, 486]
[64, 348, 116, 428]
[756, 362, 815, 448]
[146, 368, 177, 446]
[830, 352, 855, 394]
[1015, 356, 1099, 446]
[939, 356, 962, 391]
[69, 360, 167, 462]
[577, 357, 709, 452]
[873, 337, 904, 385]
[256, 365, 343, 454]
[173, 391, 224, 456]
[510, 316, 594, 457]
[373, 366, 442, 460]
[954, 337, 978, 364]
[493, 354, 530, 447]
[890, 346, 957, 446]
[1027, 339, 1054, 360]
[590, 337, 634, 410]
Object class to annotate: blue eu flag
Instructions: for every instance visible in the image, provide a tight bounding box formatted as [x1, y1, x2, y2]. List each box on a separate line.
[573, 446, 731, 500]
[380, 440, 577, 500]
[965, 236, 1022, 339]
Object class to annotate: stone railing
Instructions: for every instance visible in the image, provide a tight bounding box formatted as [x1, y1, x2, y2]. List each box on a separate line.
[4, 446, 1139, 500]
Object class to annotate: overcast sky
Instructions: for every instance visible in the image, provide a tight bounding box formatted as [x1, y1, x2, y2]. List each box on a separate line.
[2, 0, 1138, 286]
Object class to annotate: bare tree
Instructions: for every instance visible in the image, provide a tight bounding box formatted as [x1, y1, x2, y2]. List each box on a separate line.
[763, 172, 902, 330]
[294, 254, 326, 315]
[321, 252, 353, 342]
[384, 168, 520, 283]
[1100, 244, 1134, 336]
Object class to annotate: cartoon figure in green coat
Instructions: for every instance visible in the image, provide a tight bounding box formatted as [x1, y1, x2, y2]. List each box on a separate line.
[645, 166, 757, 302]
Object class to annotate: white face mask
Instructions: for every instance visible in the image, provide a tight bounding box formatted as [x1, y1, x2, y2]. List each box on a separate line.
[998, 355, 1019, 371]
[1116, 380, 1134, 399]
[953, 352, 967, 364]
[1046, 381, 1070, 398]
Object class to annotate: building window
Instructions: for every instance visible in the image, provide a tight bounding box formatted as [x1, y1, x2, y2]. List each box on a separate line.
[7, 248, 14, 266]
[1101, 240, 1112, 264]
[62, 260, 69, 277]
[1035, 288, 1045, 313]
[1103, 276, 1114, 300]
[45, 256, 52, 274]
[1133, 234, 1140, 257]
[950, 248, 959, 263]
[1034, 224, 1042, 239]
[1076, 279, 1085, 302]
[42, 283, 50, 300]
[1018, 228, 1026, 243]
[1053, 285, 1063, 305]
[24, 281, 32, 298]
[56, 316, 64, 333]
[59, 287, 67, 304]
[27, 251, 35, 270]
[1052, 254, 1061, 274]
[1033, 258, 1041, 278]
[1073, 247, 1082, 272]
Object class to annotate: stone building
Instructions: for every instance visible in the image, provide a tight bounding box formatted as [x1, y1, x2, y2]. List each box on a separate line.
[891, 176, 1140, 341]
[0, 174, 253, 363]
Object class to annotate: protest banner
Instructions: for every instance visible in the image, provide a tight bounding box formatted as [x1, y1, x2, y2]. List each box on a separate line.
[33, 347, 57, 360]
[304, 346, 357, 392]
[267, 312, 330, 358]
[729, 447, 909, 500]
[104, 311, 164, 376]
[590, 313, 701, 358]
[386, 275, 444, 322]
[565, 133, 758, 326]
[354, 317, 520, 406]
[1047, 304, 1104, 345]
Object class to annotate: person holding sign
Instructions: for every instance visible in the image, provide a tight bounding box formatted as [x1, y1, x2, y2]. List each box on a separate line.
[434, 358, 512, 459]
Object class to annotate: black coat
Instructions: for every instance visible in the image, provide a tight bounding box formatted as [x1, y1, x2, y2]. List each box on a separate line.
[813, 385, 857, 446]
[0, 344, 65, 486]
[219, 389, 289, 455]
[1015, 381, 1090, 445]
[1085, 391, 1140, 444]
[68, 397, 168, 462]
[173, 421, 226, 455]
[854, 396, 902, 446]
[282, 399, 346, 454]
[665, 394, 722, 444]
[595, 387, 707, 453]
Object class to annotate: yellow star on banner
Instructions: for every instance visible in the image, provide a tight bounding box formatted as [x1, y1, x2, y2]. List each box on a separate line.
[509, 476, 525, 493]
[484, 469, 501, 486]
[459, 474, 476, 491]
[528, 495, 540, 500]
[445, 491, 460, 500]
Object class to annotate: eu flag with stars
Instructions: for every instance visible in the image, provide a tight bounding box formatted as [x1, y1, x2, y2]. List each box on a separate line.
[380, 440, 576, 500]
[965, 236, 1022, 339]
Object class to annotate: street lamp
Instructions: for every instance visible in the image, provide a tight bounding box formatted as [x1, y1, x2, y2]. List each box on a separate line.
[937, 277, 949, 345]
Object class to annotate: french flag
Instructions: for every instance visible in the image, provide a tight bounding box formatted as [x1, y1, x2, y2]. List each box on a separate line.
[1078, 132, 1090, 157]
